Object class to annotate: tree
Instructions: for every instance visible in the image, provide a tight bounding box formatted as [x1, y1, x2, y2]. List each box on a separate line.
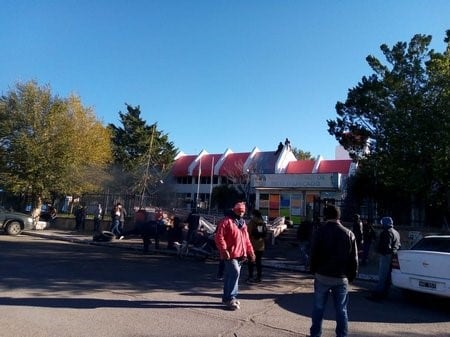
[327, 31, 450, 226]
[0, 81, 112, 213]
[211, 184, 243, 211]
[108, 104, 178, 202]
[291, 147, 313, 160]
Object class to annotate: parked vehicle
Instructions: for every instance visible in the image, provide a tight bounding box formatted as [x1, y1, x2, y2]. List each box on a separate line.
[391, 235, 450, 298]
[0, 206, 34, 235]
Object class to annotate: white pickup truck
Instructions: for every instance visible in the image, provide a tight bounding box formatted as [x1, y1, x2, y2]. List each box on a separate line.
[391, 235, 450, 298]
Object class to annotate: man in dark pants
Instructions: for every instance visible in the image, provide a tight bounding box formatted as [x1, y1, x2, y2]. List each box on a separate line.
[123, 209, 164, 252]
[309, 205, 358, 337]
[368, 216, 401, 301]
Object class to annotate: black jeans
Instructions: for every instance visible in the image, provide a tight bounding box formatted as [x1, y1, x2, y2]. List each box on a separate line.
[248, 250, 264, 280]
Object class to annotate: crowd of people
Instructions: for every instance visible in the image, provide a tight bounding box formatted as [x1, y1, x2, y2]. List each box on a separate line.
[69, 200, 401, 336]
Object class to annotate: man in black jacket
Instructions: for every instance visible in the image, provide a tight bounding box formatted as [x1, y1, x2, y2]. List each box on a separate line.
[309, 205, 358, 337]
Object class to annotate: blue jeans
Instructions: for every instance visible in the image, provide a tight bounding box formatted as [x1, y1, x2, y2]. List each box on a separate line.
[110, 218, 121, 237]
[222, 259, 241, 302]
[310, 278, 349, 337]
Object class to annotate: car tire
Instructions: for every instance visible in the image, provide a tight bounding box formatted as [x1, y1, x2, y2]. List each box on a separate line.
[6, 221, 22, 236]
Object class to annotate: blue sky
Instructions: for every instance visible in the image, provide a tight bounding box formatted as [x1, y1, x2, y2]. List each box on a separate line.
[1, 1, 449, 159]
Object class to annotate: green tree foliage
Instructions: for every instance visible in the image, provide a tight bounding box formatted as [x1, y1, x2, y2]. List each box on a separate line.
[291, 147, 313, 160]
[211, 184, 243, 211]
[0, 81, 112, 210]
[108, 104, 178, 197]
[327, 31, 450, 225]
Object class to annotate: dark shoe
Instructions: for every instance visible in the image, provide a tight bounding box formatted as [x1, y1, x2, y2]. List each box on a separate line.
[253, 278, 261, 283]
[246, 278, 256, 284]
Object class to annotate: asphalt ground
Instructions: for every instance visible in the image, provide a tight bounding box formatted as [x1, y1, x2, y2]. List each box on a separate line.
[22, 228, 379, 282]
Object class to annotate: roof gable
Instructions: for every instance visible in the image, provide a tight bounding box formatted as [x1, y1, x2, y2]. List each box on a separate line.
[317, 160, 353, 174]
[285, 160, 315, 174]
[171, 155, 197, 176]
[219, 152, 250, 176]
[192, 154, 222, 177]
[248, 151, 278, 174]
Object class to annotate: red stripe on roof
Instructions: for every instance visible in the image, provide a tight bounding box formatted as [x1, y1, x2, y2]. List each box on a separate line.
[285, 160, 315, 174]
[219, 153, 250, 176]
[171, 155, 197, 176]
[317, 160, 352, 174]
[192, 154, 223, 177]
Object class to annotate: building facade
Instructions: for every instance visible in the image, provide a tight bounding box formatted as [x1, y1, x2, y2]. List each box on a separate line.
[170, 143, 357, 224]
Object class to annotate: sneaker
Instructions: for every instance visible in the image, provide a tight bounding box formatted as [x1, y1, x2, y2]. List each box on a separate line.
[216, 276, 224, 281]
[246, 277, 256, 284]
[224, 299, 240, 310]
[119, 236, 124, 240]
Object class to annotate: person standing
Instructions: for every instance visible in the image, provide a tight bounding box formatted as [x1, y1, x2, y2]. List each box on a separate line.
[297, 220, 313, 269]
[246, 209, 267, 283]
[117, 203, 127, 239]
[361, 220, 376, 265]
[352, 214, 364, 257]
[93, 203, 103, 233]
[167, 216, 183, 250]
[48, 205, 57, 228]
[215, 201, 255, 311]
[368, 216, 401, 301]
[75, 205, 86, 232]
[309, 205, 358, 337]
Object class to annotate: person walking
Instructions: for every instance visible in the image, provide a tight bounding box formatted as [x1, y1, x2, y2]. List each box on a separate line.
[215, 201, 255, 311]
[246, 209, 267, 283]
[110, 203, 122, 239]
[367, 216, 401, 301]
[309, 205, 358, 337]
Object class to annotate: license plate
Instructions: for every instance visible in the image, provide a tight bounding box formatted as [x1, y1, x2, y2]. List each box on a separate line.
[419, 280, 436, 289]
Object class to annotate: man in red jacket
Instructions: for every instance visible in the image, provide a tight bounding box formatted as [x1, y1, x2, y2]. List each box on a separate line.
[215, 201, 255, 310]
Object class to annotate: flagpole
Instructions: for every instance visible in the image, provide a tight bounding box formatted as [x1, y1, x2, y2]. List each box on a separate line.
[208, 157, 214, 213]
[196, 159, 201, 212]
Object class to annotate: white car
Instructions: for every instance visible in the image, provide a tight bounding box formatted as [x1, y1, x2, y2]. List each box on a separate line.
[391, 235, 450, 298]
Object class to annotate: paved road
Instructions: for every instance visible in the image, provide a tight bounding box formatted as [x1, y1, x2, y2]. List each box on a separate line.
[1, 233, 449, 337]
[20, 228, 380, 281]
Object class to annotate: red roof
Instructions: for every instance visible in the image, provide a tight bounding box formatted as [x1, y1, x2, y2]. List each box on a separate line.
[219, 152, 250, 176]
[285, 160, 315, 174]
[316, 160, 353, 174]
[171, 155, 197, 176]
[192, 154, 222, 177]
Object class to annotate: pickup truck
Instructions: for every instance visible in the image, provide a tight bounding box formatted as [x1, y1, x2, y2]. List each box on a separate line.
[0, 206, 34, 235]
[391, 235, 450, 298]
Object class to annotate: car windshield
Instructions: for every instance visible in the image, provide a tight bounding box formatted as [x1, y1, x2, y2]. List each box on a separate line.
[412, 237, 450, 253]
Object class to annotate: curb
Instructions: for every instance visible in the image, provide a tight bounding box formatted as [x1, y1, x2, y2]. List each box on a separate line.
[21, 230, 377, 281]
